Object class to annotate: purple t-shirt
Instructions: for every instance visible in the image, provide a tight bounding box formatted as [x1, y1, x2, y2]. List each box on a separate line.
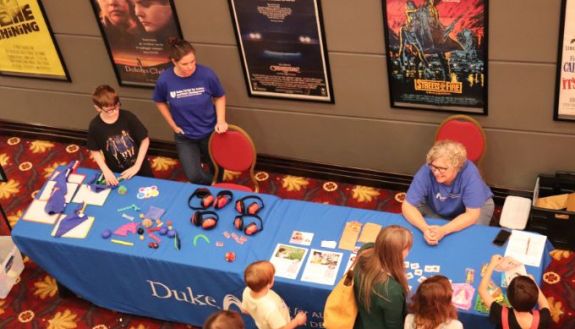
[406, 160, 493, 219]
[153, 64, 225, 139]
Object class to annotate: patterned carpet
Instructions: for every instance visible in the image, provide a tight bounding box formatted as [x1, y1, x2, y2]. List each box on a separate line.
[0, 135, 573, 329]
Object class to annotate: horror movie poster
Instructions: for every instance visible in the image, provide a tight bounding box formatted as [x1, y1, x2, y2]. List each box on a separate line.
[383, 0, 487, 114]
[229, 0, 334, 103]
[90, 0, 182, 87]
[0, 0, 69, 80]
[555, 0, 575, 121]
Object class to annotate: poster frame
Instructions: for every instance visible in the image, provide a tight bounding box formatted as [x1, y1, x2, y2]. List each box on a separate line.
[381, 0, 489, 115]
[89, 0, 183, 88]
[0, 0, 71, 82]
[228, 0, 335, 103]
[554, 0, 575, 121]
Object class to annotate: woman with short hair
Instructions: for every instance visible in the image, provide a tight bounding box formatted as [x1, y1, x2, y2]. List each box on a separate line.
[402, 139, 494, 245]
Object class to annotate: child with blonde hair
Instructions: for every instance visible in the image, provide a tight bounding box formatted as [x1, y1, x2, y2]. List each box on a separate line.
[405, 275, 462, 329]
[242, 260, 307, 329]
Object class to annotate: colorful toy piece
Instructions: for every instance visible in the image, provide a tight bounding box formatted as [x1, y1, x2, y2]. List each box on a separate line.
[101, 229, 112, 239]
[117, 185, 128, 195]
[193, 234, 210, 246]
[225, 251, 236, 263]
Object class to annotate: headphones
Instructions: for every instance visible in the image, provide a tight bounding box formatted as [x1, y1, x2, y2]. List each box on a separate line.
[233, 214, 263, 236]
[188, 188, 233, 210]
[235, 195, 264, 215]
[191, 210, 219, 230]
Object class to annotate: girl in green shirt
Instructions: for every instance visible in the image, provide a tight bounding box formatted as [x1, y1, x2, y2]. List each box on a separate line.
[354, 225, 413, 329]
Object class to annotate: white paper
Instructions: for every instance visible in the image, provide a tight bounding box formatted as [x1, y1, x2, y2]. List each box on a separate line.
[270, 244, 308, 280]
[343, 253, 357, 273]
[320, 240, 337, 249]
[22, 199, 61, 224]
[289, 230, 314, 246]
[504, 230, 547, 267]
[301, 249, 343, 286]
[51, 215, 95, 239]
[67, 173, 85, 184]
[72, 184, 111, 206]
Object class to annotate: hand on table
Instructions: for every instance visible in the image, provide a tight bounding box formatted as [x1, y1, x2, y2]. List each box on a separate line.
[103, 169, 119, 186]
[120, 164, 141, 181]
[423, 225, 447, 245]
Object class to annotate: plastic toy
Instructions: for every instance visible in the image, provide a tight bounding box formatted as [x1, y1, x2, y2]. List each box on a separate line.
[225, 251, 236, 262]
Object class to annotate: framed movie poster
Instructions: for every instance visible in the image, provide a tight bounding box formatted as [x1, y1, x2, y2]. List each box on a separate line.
[90, 0, 182, 87]
[228, 0, 334, 103]
[554, 0, 575, 121]
[0, 0, 70, 81]
[382, 0, 488, 114]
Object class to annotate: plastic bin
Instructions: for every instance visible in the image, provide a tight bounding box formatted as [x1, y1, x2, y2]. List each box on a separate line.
[0, 236, 24, 299]
[528, 172, 575, 250]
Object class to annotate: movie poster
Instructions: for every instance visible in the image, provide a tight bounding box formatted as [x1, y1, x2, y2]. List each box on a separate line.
[90, 0, 182, 87]
[383, 0, 487, 114]
[555, 0, 575, 121]
[0, 0, 69, 81]
[229, 0, 334, 103]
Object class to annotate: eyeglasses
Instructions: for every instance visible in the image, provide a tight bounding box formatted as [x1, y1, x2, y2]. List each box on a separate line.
[428, 163, 450, 174]
[99, 102, 120, 113]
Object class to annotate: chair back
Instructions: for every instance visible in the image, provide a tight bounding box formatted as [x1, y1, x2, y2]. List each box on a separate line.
[435, 114, 486, 164]
[209, 125, 258, 191]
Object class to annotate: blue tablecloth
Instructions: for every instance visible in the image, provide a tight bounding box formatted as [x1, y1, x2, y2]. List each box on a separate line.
[12, 168, 552, 329]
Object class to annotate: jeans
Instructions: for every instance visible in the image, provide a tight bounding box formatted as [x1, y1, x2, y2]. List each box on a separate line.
[174, 133, 213, 185]
[417, 198, 495, 226]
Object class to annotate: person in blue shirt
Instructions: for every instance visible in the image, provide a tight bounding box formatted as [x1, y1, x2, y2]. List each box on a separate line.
[153, 38, 228, 184]
[402, 140, 494, 245]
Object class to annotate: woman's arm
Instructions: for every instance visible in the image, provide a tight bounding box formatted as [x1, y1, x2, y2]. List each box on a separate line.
[213, 95, 228, 133]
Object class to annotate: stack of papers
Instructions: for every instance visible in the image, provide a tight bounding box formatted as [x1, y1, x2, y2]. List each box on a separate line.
[504, 230, 547, 267]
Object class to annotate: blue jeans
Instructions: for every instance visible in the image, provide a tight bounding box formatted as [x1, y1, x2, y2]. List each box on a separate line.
[174, 133, 213, 185]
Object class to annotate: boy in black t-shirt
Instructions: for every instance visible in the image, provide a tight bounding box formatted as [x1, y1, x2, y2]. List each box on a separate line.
[87, 84, 154, 186]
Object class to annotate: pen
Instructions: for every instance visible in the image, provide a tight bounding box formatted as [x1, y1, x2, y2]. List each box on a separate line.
[525, 237, 531, 255]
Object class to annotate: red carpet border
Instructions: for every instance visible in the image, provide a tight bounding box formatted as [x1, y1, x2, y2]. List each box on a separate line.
[0, 136, 573, 329]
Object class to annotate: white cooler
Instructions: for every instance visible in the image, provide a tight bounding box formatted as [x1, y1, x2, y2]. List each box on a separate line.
[0, 236, 24, 299]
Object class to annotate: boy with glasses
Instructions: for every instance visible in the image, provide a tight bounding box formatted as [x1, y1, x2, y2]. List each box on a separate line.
[87, 84, 153, 185]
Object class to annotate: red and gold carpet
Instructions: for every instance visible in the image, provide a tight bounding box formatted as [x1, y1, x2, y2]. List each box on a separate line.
[0, 136, 573, 329]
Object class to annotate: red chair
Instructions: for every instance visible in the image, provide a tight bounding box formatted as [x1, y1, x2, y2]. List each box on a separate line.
[208, 125, 259, 192]
[435, 114, 486, 164]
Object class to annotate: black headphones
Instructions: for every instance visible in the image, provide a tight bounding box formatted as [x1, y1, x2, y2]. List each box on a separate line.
[188, 188, 233, 210]
[191, 210, 219, 230]
[233, 214, 263, 236]
[235, 195, 264, 215]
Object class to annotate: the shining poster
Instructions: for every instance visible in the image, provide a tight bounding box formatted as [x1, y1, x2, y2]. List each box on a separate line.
[555, 0, 575, 121]
[90, 0, 182, 87]
[383, 0, 488, 114]
[0, 0, 70, 80]
[229, 0, 334, 103]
